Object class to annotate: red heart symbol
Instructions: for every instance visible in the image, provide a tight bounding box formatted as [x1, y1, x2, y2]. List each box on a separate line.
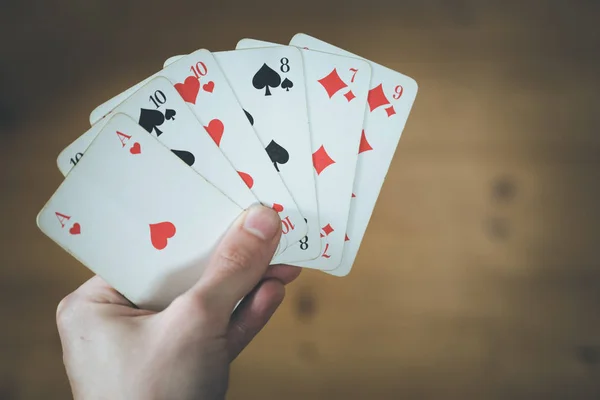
[237, 171, 254, 189]
[69, 223, 81, 235]
[204, 119, 224, 146]
[272, 203, 284, 213]
[174, 76, 200, 104]
[130, 142, 141, 155]
[202, 81, 215, 93]
[149, 222, 176, 250]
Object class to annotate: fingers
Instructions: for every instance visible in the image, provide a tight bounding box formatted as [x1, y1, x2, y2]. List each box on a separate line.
[226, 279, 285, 361]
[182, 205, 282, 317]
[264, 264, 302, 285]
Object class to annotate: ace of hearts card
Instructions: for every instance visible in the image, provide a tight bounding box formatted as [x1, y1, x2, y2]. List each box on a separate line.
[39, 114, 243, 310]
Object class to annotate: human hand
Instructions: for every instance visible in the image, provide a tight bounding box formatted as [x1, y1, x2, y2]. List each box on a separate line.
[56, 205, 301, 400]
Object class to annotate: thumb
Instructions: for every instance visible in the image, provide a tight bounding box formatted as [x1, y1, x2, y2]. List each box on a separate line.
[181, 204, 282, 316]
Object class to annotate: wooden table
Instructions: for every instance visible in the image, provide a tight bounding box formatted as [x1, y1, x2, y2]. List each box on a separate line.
[1, 1, 599, 398]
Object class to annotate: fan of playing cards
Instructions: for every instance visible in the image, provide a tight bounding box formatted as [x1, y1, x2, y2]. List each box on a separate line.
[37, 34, 418, 310]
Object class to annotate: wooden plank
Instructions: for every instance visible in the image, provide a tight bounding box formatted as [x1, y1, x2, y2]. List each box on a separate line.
[1, 1, 600, 399]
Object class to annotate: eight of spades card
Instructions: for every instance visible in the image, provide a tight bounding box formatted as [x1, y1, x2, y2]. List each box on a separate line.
[81, 50, 307, 249]
[213, 46, 320, 264]
[39, 114, 244, 311]
[290, 33, 418, 276]
[236, 39, 371, 270]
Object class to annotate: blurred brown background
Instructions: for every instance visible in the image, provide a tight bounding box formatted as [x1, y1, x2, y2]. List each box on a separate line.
[2, 0, 600, 398]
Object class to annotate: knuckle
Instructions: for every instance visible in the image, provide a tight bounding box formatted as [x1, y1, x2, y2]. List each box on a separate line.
[170, 291, 223, 328]
[171, 293, 208, 318]
[231, 319, 250, 341]
[56, 293, 78, 331]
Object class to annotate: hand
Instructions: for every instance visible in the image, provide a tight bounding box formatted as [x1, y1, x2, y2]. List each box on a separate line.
[56, 205, 301, 400]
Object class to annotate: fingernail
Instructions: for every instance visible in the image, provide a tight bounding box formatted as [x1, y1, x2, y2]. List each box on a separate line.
[243, 205, 281, 240]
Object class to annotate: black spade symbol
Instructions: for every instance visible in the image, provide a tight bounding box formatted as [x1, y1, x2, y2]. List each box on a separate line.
[252, 64, 281, 96]
[281, 78, 294, 92]
[164, 109, 176, 120]
[265, 140, 289, 172]
[243, 109, 254, 126]
[172, 149, 195, 166]
[138, 108, 166, 136]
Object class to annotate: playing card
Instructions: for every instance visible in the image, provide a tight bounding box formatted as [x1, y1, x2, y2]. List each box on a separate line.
[213, 46, 320, 263]
[38, 114, 243, 310]
[237, 39, 371, 270]
[80, 49, 307, 248]
[57, 77, 260, 216]
[164, 55, 184, 66]
[290, 33, 418, 276]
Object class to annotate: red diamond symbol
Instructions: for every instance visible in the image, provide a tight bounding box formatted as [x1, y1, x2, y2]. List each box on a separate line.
[367, 84, 390, 112]
[322, 223, 334, 237]
[385, 105, 396, 117]
[343, 90, 356, 102]
[318, 68, 348, 98]
[358, 130, 373, 154]
[352, 193, 356, 198]
[345, 234, 350, 242]
[312, 145, 336, 175]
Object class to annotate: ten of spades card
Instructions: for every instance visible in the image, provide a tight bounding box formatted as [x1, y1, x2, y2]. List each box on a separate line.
[57, 77, 260, 214]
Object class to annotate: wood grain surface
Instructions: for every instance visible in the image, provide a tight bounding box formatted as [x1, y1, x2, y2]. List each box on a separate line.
[1, 1, 600, 398]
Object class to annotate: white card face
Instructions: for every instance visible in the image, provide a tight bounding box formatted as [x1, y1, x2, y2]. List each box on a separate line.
[80, 50, 307, 248]
[38, 114, 243, 310]
[57, 77, 259, 215]
[213, 47, 320, 263]
[290, 33, 418, 276]
[237, 39, 371, 270]
[57, 122, 104, 175]
[164, 55, 184, 66]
